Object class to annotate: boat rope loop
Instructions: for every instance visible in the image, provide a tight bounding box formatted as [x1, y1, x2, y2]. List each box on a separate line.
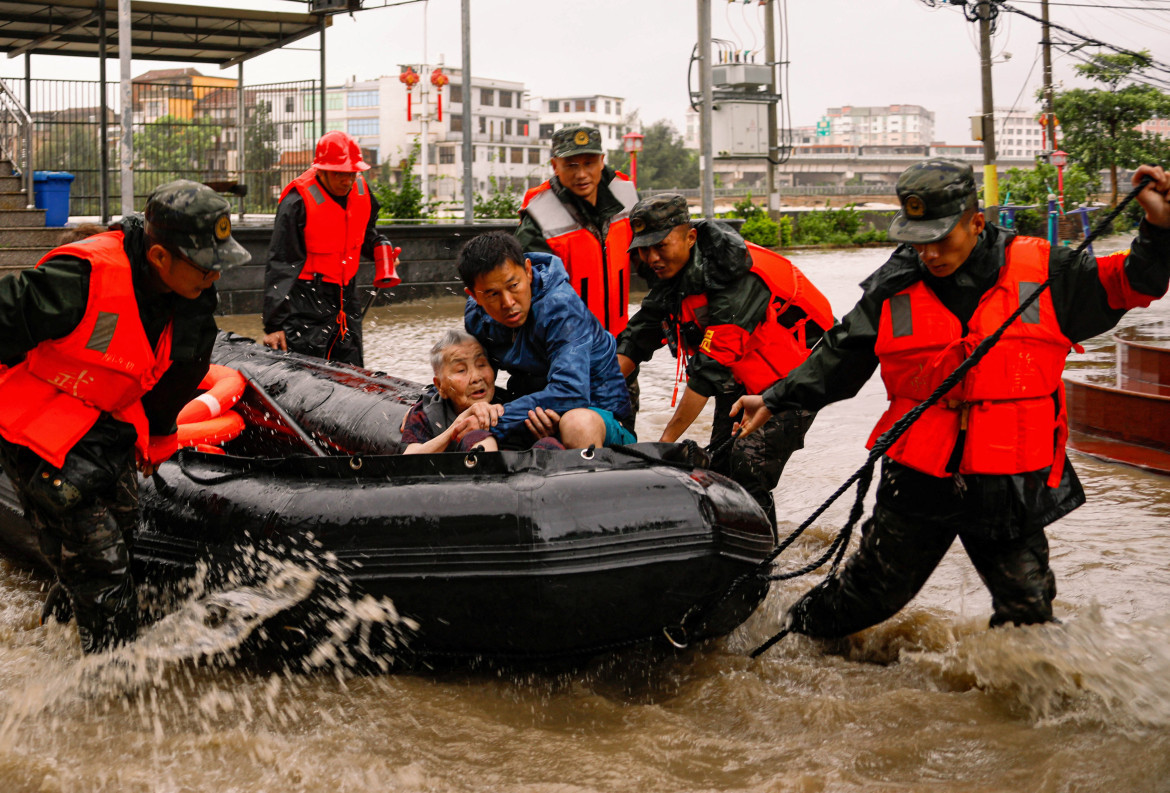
[746, 177, 1155, 657]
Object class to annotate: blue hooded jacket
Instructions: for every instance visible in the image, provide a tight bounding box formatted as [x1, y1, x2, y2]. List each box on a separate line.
[464, 253, 631, 442]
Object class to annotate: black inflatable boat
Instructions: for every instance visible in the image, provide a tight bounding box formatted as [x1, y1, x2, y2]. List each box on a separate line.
[0, 334, 775, 665]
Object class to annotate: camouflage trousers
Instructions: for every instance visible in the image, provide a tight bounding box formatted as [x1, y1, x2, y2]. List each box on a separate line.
[788, 503, 1057, 638]
[709, 381, 815, 532]
[0, 437, 139, 654]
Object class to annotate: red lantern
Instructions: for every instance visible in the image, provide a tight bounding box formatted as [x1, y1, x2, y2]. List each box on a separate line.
[430, 68, 449, 122]
[399, 67, 420, 121]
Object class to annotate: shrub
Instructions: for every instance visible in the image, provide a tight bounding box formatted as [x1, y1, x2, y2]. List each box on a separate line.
[740, 214, 780, 247]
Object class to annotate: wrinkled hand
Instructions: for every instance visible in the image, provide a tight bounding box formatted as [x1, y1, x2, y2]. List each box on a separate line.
[729, 394, 772, 439]
[262, 330, 288, 352]
[1135, 165, 1170, 229]
[525, 406, 561, 439]
[452, 401, 504, 441]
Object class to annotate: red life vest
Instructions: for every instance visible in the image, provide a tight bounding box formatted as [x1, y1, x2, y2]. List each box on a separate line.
[280, 168, 373, 286]
[673, 243, 834, 395]
[521, 173, 638, 335]
[0, 232, 174, 468]
[867, 236, 1073, 486]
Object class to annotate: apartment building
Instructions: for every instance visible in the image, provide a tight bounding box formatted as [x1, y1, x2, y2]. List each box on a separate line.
[537, 94, 627, 153]
[823, 104, 935, 147]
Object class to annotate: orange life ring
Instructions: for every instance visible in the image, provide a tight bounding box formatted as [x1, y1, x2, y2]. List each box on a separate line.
[177, 365, 246, 425]
[177, 411, 245, 448]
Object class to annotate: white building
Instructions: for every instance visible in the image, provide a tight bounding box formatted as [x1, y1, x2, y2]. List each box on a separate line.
[823, 104, 935, 147]
[537, 94, 628, 154]
[994, 107, 1049, 159]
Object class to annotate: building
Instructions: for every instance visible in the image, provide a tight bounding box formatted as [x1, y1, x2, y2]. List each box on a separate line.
[132, 68, 238, 124]
[993, 107, 1049, 159]
[1136, 117, 1170, 138]
[537, 94, 628, 153]
[822, 104, 935, 147]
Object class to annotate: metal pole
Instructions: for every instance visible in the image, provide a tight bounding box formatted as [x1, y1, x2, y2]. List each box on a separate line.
[1040, 0, 1056, 151]
[419, 1, 429, 210]
[98, 0, 109, 223]
[765, 0, 778, 214]
[697, 0, 714, 219]
[237, 61, 245, 219]
[460, 0, 473, 222]
[23, 54, 31, 208]
[977, 0, 999, 220]
[118, 0, 132, 216]
[318, 17, 326, 140]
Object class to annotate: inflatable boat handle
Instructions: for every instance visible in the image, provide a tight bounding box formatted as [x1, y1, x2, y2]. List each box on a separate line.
[237, 366, 329, 458]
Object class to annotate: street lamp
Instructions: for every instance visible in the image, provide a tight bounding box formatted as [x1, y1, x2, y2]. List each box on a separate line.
[622, 131, 644, 188]
[1051, 148, 1068, 210]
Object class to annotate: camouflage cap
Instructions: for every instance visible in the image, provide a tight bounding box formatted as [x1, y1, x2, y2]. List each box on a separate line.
[551, 125, 604, 159]
[888, 159, 979, 244]
[144, 179, 251, 271]
[627, 193, 692, 251]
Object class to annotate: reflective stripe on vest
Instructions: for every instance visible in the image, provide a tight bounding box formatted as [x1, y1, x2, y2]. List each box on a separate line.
[0, 232, 174, 467]
[282, 168, 372, 286]
[674, 244, 834, 395]
[867, 236, 1073, 483]
[521, 174, 638, 335]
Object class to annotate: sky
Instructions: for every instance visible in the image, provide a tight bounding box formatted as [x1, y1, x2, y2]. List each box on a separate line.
[4, 0, 1170, 145]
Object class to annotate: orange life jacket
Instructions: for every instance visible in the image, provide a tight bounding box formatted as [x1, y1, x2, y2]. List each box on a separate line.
[674, 243, 834, 395]
[0, 232, 174, 468]
[521, 173, 638, 335]
[280, 168, 373, 286]
[867, 236, 1073, 486]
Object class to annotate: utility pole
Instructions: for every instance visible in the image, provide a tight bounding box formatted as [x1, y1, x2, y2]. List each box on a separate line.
[697, 0, 714, 219]
[1040, 0, 1057, 152]
[765, 0, 778, 215]
[460, 0, 473, 223]
[977, 0, 999, 220]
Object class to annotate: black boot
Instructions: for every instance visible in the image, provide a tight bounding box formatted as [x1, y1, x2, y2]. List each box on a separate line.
[40, 581, 74, 625]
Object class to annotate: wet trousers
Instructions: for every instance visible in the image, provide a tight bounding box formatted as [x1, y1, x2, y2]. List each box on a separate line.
[284, 275, 364, 367]
[710, 381, 815, 532]
[0, 435, 139, 653]
[788, 502, 1058, 639]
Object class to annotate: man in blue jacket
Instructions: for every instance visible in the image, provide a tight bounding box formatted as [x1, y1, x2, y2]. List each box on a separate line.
[460, 231, 634, 449]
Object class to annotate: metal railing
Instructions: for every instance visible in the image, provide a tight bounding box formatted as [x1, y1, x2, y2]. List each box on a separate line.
[0, 79, 33, 206]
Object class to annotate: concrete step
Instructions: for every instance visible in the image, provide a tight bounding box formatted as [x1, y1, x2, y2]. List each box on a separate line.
[0, 209, 46, 227]
[0, 175, 24, 192]
[0, 192, 33, 210]
[0, 160, 15, 177]
[0, 227, 67, 247]
[0, 247, 52, 271]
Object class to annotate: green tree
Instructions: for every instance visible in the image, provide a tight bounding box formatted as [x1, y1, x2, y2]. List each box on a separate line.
[998, 163, 1093, 235]
[606, 120, 699, 190]
[56, 126, 107, 216]
[474, 175, 522, 219]
[1051, 51, 1170, 206]
[374, 139, 430, 220]
[245, 101, 281, 213]
[133, 115, 221, 179]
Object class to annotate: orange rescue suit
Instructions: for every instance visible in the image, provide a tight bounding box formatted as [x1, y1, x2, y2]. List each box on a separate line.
[0, 232, 174, 468]
[521, 174, 638, 335]
[676, 243, 834, 395]
[280, 168, 373, 286]
[867, 236, 1073, 487]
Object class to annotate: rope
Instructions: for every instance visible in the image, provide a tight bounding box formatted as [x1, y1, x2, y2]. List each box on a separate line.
[745, 176, 1155, 657]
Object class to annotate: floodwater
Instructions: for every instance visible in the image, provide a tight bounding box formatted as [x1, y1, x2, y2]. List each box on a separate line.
[2, 240, 1169, 792]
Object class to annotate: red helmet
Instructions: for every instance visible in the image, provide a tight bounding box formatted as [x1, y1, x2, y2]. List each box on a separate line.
[313, 130, 370, 172]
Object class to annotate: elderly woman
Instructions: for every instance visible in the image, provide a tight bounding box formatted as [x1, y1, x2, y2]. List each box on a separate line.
[401, 329, 506, 454]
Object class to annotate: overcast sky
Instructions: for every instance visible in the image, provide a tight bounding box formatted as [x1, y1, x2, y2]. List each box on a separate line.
[4, 0, 1169, 144]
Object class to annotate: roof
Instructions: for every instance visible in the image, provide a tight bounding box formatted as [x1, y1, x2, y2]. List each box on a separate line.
[0, 0, 331, 67]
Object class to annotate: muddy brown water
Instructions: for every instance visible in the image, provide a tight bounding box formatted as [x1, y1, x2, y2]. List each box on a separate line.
[2, 241, 1169, 792]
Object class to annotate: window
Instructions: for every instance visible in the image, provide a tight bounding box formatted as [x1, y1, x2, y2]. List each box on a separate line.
[498, 146, 506, 162]
[575, 100, 585, 112]
[589, 100, 596, 112]
[616, 101, 622, 115]
[285, 96, 295, 113]
[539, 123, 555, 139]
[500, 91, 513, 108]
[479, 116, 486, 133]
[548, 100, 558, 113]
[504, 118, 513, 135]
[282, 124, 292, 139]
[481, 88, 494, 106]
[328, 93, 343, 111]
[439, 146, 456, 164]
[348, 117, 379, 136]
[326, 119, 345, 133]
[450, 84, 463, 104]
[450, 114, 463, 132]
[605, 100, 611, 115]
[510, 147, 523, 163]
[528, 148, 541, 164]
[348, 90, 378, 108]
[563, 101, 570, 112]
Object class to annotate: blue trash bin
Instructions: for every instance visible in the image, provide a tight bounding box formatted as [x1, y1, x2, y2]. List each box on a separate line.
[33, 171, 75, 227]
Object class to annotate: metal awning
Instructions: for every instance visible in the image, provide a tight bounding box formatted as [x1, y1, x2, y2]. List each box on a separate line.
[0, 0, 329, 68]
